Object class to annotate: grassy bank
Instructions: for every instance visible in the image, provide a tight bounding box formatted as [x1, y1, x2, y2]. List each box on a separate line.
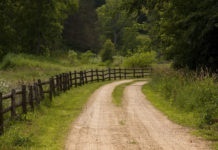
[0, 81, 109, 150]
[142, 65, 218, 149]
[0, 53, 104, 93]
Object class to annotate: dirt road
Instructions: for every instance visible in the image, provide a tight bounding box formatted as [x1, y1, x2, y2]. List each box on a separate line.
[65, 81, 209, 150]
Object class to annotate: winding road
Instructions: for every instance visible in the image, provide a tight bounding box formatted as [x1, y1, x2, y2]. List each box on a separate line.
[65, 80, 209, 150]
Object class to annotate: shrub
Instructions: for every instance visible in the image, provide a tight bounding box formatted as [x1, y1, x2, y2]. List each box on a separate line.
[99, 39, 115, 62]
[123, 51, 156, 68]
[149, 66, 218, 126]
[68, 50, 78, 65]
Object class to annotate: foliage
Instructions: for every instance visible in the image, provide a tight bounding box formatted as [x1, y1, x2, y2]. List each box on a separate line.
[68, 50, 78, 65]
[63, 0, 100, 53]
[97, 0, 141, 54]
[99, 39, 115, 62]
[0, 53, 105, 87]
[123, 51, 156, 68]
[149, 66, 218, 127]
[123, 0, 218, 72]
[0, 0, 78, 58]
[80, 50, 98, 64]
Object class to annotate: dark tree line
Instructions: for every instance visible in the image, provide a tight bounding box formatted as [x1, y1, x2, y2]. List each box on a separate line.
[123, 0, 218, 71]
[0, 0, 78, 59]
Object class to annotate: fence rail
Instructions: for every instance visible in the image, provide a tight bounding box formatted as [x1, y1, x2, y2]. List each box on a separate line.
[0, 68, 151, 134]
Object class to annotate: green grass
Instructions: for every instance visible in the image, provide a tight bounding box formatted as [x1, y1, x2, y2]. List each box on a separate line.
[142, 84, 218, 149]
[112, 80, 147, 106]
[0, 53, 105, 93]
[0, 81, 110, 150]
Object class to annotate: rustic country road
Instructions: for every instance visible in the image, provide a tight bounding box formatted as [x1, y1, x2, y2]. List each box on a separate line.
[65, 80, 209, 150]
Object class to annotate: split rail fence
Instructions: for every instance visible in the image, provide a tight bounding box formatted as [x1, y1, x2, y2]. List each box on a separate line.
[0, 68, 151, 134]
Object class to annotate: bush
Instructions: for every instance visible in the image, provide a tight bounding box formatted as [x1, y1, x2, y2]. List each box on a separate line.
[123, 51, 156, 68]
[149, 66, 218, 126]
[99, 39, 115, 62]
[68, 50, 78, 65]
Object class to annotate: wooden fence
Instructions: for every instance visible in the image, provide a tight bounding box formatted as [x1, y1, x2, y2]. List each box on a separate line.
[0, 68, 151, 134]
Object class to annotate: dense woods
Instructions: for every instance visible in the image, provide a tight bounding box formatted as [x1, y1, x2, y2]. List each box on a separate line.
[0, 0, 217, 71]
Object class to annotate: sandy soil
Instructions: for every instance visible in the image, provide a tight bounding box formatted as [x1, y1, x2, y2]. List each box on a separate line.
[65, 81, 210, 150]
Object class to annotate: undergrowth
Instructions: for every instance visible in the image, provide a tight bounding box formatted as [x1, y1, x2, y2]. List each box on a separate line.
[143, 64, 218, 149]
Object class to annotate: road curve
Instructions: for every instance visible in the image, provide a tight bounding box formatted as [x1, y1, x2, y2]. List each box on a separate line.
[65, 81, 209, 150]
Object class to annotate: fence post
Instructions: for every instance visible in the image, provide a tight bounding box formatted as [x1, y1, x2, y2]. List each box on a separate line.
[114, 69, 116, 80]
[124, 68, 127, 79]
[79, 71, 83, 86]
[51, 77, 56, 95]
[96, 69, 99, 82]
[74, 71, 77, 87]
[119, 68, 122, 79]
[84, 71, 88, 84]
[21, 85, 27, 114]
[11, 89, 16, 118]
[49, 78, 53, 101]
[141, 68, 144, 77]
[91, 69, 94, 82]
[102, 70, 105, 81]
[69, 72, 72, 88]
[133, 68, 136, 78]
[108, 68, 111, 80]
[0, 93, 3, 135]
[59, 74, 63, 91]
[38, 79, 44, 99]
[28, 86, 34, 111]
[33, 83, 40, 105]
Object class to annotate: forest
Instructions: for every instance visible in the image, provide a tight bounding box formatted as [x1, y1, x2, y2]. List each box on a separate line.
[0, 0, 217, 72]
[0, 0, 218, 149]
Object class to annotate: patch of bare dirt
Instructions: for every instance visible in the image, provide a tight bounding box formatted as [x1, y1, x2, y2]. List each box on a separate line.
[65, 81, 210, 150]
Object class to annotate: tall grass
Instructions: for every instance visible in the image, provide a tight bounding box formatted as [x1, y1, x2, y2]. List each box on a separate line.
[0, 53, 105, 92]
[150, 66, 218, 126]
[144, 65, 218, 148]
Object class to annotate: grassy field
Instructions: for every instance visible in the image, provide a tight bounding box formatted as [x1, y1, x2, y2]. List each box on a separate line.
[0, 53, 104, 93]
[0, 81, 110, 150]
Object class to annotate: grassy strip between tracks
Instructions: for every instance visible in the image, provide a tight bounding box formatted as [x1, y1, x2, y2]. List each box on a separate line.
[0, 81, 110, 150]
[112, 79, 148, 106]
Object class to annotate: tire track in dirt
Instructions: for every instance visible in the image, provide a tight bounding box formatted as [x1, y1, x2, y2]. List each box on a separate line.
[65, 81, 210, 150]
[123, 81, 210, 150]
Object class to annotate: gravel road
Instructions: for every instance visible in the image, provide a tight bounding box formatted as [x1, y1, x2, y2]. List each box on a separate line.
[65, 81, 209, 150]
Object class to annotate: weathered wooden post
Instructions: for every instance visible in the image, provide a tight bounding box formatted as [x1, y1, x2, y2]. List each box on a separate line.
[84, 71, 88, 84]
[108, 68, 111, 80]
[91, 69, 94, 82]
[114, 69, 116, 80]
[79, 71, 83, 86]
[33, 83, 40, 105]
[21, 85, 27, 114]
[0, 93, 3, 135]
[119, 68, 122, 79]
[102, 69, 105, 81]
[69, 72, 73, 88]
[28, 85, 34, 111]
[74, 71, 77, 87]
[49, 78, 53, 101]
[133, 68, 136, 78]
[11, 89, 16, 118]
[96, 69, 99, 82]
[38, 79, 44, 99]
[124, 68, 127, 79]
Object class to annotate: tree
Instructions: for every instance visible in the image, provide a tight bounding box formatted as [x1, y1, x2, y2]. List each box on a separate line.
[123, 0, 218, 71]
[100, 39, 115, 61]
[97, 0, 139, 54]
[63, 0, 100, 53]
[0, 0, 78, 59]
